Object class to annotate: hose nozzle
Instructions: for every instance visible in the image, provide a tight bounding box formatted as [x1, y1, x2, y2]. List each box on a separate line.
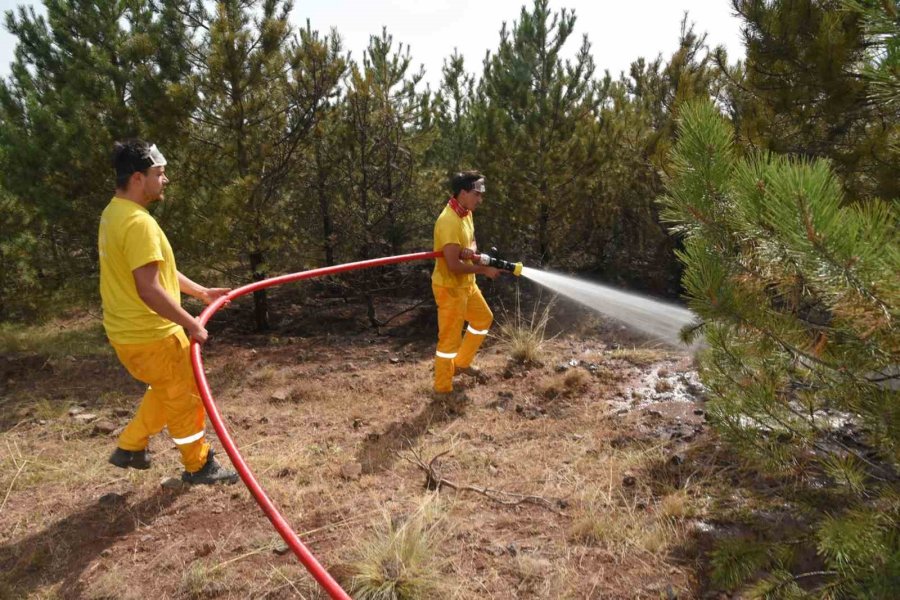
[475, 253, 523, 277]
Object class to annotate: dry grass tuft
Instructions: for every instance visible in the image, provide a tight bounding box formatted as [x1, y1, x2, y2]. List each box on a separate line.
[608, 347, 669, 367]
[180, 560, 232, 599]
[658, 488, 694, 521]
[494, 290, 555, 363]
[348, 494, 451, 600]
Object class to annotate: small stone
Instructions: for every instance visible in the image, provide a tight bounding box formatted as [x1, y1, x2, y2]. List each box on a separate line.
[98, 492, 126, 508]
[100, 548, 112, 557]
[622, 474, 637, 487]
[73, 413, 98, 423]
[554, 363, 569, 373]
[69, 406, 85, 416]
[113, 408, 131, 418]
[161, 477, 185, 490]
[270, 389, 290, 402]
[340, 462, 362, 480]
[276, 467, 296, 479]
[273, 543, 291, 556]
[693, 408, 705, 416]
[93, 420, 117, 435]
[389, 357, 400, 364]
[669, 453, 686, 466]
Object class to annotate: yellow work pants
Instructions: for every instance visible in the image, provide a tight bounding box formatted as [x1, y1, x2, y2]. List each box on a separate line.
[111, 329, 210, 472]
[433, 283, 493, 393]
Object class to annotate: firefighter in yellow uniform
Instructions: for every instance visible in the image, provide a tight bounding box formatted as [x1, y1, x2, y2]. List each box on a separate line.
[432, 171, 501, 395]
[100, 139, 237, 485]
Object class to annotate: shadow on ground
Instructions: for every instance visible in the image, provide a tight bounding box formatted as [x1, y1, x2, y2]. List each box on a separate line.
[356, 392, 468, 474]
[0, 488, 184, 598]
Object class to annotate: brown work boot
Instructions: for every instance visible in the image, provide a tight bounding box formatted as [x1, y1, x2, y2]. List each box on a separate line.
[456, 365, 488, 383]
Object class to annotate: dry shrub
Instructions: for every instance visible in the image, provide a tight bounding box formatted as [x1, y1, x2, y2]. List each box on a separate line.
[179, 560, 232, 599]
[540, 368, 590, 400]
[348, 494, 451, 600]
[608, 347, 669, 367]
[658, 489, 694, 521]
[569, 482, 689, 557]
[494, 289, 555, 363]
[654, 379, 673, 393]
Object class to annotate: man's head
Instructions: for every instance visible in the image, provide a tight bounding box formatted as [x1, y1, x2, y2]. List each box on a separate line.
[112, 139, 169, 203]
[450, 170, 485, 211]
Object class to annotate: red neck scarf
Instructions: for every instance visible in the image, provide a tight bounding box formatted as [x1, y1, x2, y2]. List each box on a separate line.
[448, 196, 469, 218]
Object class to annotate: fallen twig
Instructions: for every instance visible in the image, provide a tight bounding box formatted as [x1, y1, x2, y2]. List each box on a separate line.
[0, 459, 27, 514]
[399, 446, 568, 516]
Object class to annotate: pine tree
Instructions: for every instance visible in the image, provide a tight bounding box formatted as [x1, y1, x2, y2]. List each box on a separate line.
[0, 0, 196, 310]
[183, 0, 343, 330]
[843, 0, 900, 106]
[0, 188, 39, 319]
[327, 29, 434, 327]
[660, 99, 899, 597]
[724, 0, 900, 202]
[334, 28, 431, 260]
[474, 0, 600, 265]
[589, 17, 719, 293]
[428, 51, 477, 171]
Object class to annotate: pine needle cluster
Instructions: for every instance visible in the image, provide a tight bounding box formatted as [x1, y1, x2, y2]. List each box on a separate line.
[660, 99, 899, 598]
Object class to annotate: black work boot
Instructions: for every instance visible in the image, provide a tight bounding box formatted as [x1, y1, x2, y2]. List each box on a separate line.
[109, 447, 152, 470]
[181, 449, 239, 485]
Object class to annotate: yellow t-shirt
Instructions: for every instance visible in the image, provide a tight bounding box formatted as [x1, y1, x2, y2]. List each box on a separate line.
[432, 204, 475, 288]
[99, 197, 181, 344]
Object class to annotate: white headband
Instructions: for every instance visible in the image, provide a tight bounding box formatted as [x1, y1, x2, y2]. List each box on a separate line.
[146, 144, 167, 168]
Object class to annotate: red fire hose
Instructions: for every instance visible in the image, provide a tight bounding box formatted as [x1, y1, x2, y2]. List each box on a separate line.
[190, 251, 441, 600]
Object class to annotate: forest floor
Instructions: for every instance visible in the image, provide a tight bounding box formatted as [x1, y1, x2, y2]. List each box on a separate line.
[0, 288, 750, 599]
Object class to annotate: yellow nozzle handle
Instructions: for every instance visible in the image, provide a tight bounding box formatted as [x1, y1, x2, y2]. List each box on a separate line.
[512, 262, 523, 277]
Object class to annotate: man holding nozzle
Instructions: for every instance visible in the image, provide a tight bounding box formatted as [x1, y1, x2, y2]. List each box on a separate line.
[431, 171, 502, 396]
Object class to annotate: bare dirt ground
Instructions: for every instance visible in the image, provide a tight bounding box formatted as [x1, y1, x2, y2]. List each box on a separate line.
[0, 291, 737, 599]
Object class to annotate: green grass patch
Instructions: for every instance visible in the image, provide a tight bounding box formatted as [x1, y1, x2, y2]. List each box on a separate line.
[0, 318, 111, 358]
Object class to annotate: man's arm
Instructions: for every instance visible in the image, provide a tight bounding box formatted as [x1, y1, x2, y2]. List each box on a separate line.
[134, 262, 208, 343]
[442, 244, 500, 279]
[177, 271, 230, 305]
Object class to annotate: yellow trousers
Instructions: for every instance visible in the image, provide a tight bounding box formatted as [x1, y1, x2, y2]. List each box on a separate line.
[111, 329, 209, 472]
[433, 283, 493, 393]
